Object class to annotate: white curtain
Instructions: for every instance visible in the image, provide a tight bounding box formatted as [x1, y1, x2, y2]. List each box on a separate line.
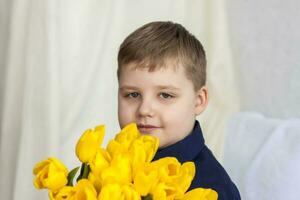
[226, 0, 300, 118]
[0, 0, 250, 199]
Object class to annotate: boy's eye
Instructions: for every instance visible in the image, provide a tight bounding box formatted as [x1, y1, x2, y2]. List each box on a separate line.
[125, 92, 140, 98]
[159, 92, 174, 99]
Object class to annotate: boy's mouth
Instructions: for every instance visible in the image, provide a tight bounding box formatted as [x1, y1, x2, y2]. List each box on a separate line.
[137, 124, 160, 133]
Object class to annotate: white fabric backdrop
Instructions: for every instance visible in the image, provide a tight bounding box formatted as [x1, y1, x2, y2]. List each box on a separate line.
[0, 0, 239, 199]
[226, 0, 300, 118]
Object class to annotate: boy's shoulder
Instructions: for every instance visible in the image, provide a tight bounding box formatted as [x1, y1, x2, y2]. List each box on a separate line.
[153, 120, 241, 200]
[153, 120, 205, 162]
[192, 145, 241, 200]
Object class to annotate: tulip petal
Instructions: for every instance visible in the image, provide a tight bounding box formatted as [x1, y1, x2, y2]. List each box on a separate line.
[76, 125, 105, 163]
[98, 183, 123, 200]
[75, 179, 98, 200]
[133, 163, 158, 196]
[114, 123, 140, 150]
[181, 188, 218, 200]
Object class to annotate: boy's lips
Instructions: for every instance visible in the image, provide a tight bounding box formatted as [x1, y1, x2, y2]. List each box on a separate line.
[137, 124, 160, 133]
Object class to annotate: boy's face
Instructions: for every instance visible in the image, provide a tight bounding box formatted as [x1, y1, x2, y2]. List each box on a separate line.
[118, 61, 208, 148]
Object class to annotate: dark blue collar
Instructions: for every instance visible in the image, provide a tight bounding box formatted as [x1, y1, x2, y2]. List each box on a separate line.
[153, 120, 205, 163]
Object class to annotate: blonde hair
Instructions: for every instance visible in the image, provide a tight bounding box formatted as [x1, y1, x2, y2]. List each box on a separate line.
[117, 21, 206, 90]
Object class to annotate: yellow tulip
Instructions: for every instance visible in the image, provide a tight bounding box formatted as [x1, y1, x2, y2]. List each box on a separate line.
[106, 139, 127, 159]
[181, 188, 218, 200]
[107, 123, 140, 158]
[150, 182, 176, 200]
[130, 135, 159, 168]
[98, 183, 141, 200]
[33, 157, 68, 191]
[88, 172, 102, 193]
[152, 157, 181, 183]
[121, 185, 141, 200]
[101, 153, 132, 185]
[138, 135, 159, 162]
[133, 163, 159, 196]
[173, 162, 195, 198]
[49, 186, 75, 200]
[90, 149, 111, 176]
[98, 183, 123, 200]
[76, 125, 105, 163]
[115, 123, 140, 148]
[149, 158, 197, 199]
[88, 149, 111, 192]
[74, 179, 98, 200]
[49, 179, 98, 200]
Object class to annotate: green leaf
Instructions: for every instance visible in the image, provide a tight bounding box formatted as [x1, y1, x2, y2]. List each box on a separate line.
[67, 166, 80, 186]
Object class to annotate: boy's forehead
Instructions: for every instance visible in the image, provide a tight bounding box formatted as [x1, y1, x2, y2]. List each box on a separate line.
[118, 61, 194, 90]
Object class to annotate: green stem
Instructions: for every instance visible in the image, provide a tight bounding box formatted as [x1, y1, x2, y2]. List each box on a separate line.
[67, 166, 80, 186]
[76, 163, 90, 182]
[82, 163, 90, 179]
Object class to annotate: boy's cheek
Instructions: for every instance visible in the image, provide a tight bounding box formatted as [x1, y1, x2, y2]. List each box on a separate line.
[118, 105, 135, 127]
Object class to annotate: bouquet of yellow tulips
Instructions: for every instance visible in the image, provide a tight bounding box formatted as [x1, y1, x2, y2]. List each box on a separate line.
[33, 123, 218, 200]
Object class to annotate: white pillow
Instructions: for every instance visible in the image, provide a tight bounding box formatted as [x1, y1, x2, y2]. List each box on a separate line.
[223, 112, 300, 200]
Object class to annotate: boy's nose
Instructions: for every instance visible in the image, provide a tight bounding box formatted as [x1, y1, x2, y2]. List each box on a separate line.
[137, 99, 155, 118]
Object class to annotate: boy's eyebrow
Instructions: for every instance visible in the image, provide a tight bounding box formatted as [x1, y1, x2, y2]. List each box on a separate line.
[155, 85, 181, 91]
[119, 85, 180, 91]
[119, 86, 140, 91]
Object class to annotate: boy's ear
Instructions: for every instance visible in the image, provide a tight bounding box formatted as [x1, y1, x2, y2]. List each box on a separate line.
[195, 86, 208, 116]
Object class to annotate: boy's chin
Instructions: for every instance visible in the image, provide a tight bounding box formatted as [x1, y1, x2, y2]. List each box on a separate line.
[158, 141, 171, 149]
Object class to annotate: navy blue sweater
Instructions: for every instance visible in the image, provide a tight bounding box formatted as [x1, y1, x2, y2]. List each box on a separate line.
[153, 120, 241, 200]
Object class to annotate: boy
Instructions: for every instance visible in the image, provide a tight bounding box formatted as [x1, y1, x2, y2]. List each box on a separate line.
[117, 21, 241, 200]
